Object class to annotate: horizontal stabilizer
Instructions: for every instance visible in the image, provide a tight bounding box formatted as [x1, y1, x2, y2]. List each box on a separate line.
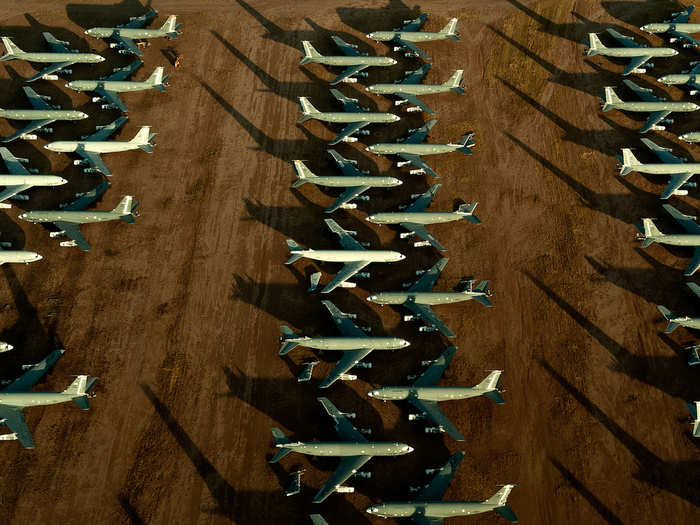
[495, 505, 519, 523]
[269, 447, 292, 463]
[72, 396, 91, 410]
[285, 239, 304, 264]
[457, 132, 475, 153]
[483, 390, 505, 404]
[657, 305, 679, 333]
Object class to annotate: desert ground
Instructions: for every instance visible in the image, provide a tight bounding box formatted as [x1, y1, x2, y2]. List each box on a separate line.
[0, 0, 697, 524]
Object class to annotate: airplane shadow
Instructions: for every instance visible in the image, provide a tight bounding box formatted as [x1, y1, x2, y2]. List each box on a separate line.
[601, 1, 683, 26]
[66, 0, 152, 29]
[117, 493, 146, 525]
[336, 1, 421, 34]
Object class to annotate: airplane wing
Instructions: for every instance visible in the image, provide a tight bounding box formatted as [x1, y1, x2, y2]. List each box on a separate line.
[0, 407, 34, 448]
[62, 181, 110, 211]
[330, 89, 365, 113]
[322, 261, 371, 293]
[1, 349, 64, 393]
[2, 119, 55, 143]
[687, 282, 700, 300]
[668, 30, 700, 47]
[670, 6, 695, 24]
[395, 39, 429, 59]
[400, 223, 444, 250]
[605, 28, 642, 48]
[641, 138, 684, 164]
[621, 55, 653, 76]
[75, 147, 112, 176]
[86, 116, 128, 141]
[330, 65, 369, 86]
[413, 346, 456, 386]
[395, 93, 434, 114]
[102, 60, 143, 81]
[415, 451, 465, 502]
[53, 221, 90, 251]
[395, 13, 429, 32]
[310, 515, 328, 525]
[0, 184, 32, 204]
[330, 122, 370, 145]
[326, 186, 371, 213]
[26, 61, 78, 83]
[406, 184, 440, 212]
[322, 300, 367, 337]
[325, 218, 366, 250]
[119, 9, 158, 29]
[400, 63, 431, 84]
[113, 35, 142, 57]
[0, 148, 29, 174]
[23, 86, 51, 110]
[402, 119, 437, 144]
[328, 149, 366, 177]
[318, 396, 367, 441]
[408, 257, 448, 292]
[410, 399, 464, 441]
[312, 455, 372, 503]
[331, 36, 364, 57]
[94, 87, 128, 112]
[42, 32, 71, 53]
[662, 203, 700, 233]
[397, 153, 439, 178]
[623, 79, 664, 102]
[685, 248, 700, 276]
[660, 173, 695, 199]
[320, 348, 373, 388]
[639, 110, 671, 134]
[404, 298, 455, 337]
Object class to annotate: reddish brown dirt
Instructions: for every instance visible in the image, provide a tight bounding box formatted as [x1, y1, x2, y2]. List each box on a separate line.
[0, 1, 698, 524]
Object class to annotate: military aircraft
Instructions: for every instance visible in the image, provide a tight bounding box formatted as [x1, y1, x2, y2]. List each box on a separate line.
[0, 235, 41, 265]
[18, 182, 138, 251]
[310, 516, 328, 525]
[280, 300, 410, 388]
[657, 283, 700, 333]
[367, 258, 492, 337]
[0, 86, 88, 143]
[286, 218, 405, 293]
[368, 347, 504, 441]
[641, 6, 700, 49]
[638, 204, 700, 276]
[292, 152, 402, 213]
[618, 138, 700, 199]
[601, 79, 699, 133]
[366, 452, 518, 523]
[366, 119, 474, 178]
[0, 33, 105, 83]
[0, 349, 97, 449]
[365, 184, 480, 251]
[44, 116, 155, 176]
[657, 61, 700, 95]
[686, 401, 700, 437]
[586, 29, 677, 76]
[366, 14, 459, 59]
[300, 36, 397, 85]
[270, 396, 414, 503]
[365, 63, 464, 114]
[65, 60, 168, 112]
[0, 147, 66, 208]
[298, 89, 400, 145]
[85, 10, 182, 57]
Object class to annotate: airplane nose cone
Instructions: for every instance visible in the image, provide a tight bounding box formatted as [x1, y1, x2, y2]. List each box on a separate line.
[364, 146, 370, 151]
[18, 213, 25, 219]
[391, 59, 397, 64]
[59, 178, 68, 185]
[35, 254, 42, 261]
[395, 179, 403, 185]
[367, 295, 375, 302]
[407, 446, 414, 452]
[393, 115, 401, 121]
[43, 145, 48, 149]
[672, 49, 679, 56]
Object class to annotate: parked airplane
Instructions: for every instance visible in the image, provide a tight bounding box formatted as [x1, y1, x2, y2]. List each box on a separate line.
[270, 397, 413, 503]
[657, 61, 700, 94]
[292, 152, 402, 213]
[44, 116, 155, 176]
[367, 258, 492, 337]
[657, 283, 700, 333]
[366, 119, 474, 178]
[686, 401, 700, 437]
[298, 89, 400, 145]
[1, 86, 88, 143]
[366, 14, 459, 59]
[85, 10, 182, 56]
[0, 147, 66, 208]
[601, 79, 699, 133]
[0, 33, 104, 83]
[365, 63, 464, 114]
[366, 184, 479, 250]
[586, 29, 677, 76]
[65, 60, 168, 112]
[280, 300, 409, 388]
[0, 235, 41, 265]
[368, 347, 504, 440]
[18, 182, 138, 251]
[641, 6, 700, 48]
[300, 36, 397, 85]
[0, 349, 97, 449]
[638, 204, 700, 275]
[286, 218, 405, 293]
[619, 138, 700, 199]
[366, 452, 518, 523]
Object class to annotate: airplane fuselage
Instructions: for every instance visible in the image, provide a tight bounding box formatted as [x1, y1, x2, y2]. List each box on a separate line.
[367, 501, 498, 518]
[631, 162, 700, 175]
[19, 210, 119, 225]
[12, 52, 103, 64]
[368, 291, 475, 305]
[368, 143, 459, 155]
[0, 174, 66, 186]
[66, 80, 154, 93]
[284, 441, 411, 457]
[367, 31, 450, 43]
[369, 386, 480, 401]
[307, 175, 401, 188]
[45, 140, 136, 154]
[612, 101, 699, 112]
[286, 336, 409, 351]
[291, 249, 404, 263]
[647, 234, 700, 247]
[0, 109, 87, 121]
[680, 131, 700, 142]
[307, 112, 399, 123]
[0, 251, 42, 264]
[594, 47, 676, 58]
[658, 73, 699, 85]
[642, 23, 700, 34]
[366, 83, 449, 95]
[673, 317, 700, 330]
[367, 212, 462, 225]
[306, 56, 396, 67]
[86, 28, 168, 39]
[0, 392, 72, 408]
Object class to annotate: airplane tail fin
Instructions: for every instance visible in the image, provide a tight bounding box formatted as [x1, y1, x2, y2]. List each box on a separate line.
[292, 160, 317, 187]
[0, 37, 21, 61]
[657, 305, 680, 333]
[279, 326, 300, 355]
[63, 375, 98, 410]
[112, 196, 138, 223]
[602, 86, 622, 111]
[457, 202, 481, 224]
[297, 97, 319, 123]
[148, 66, 168, 91]
[444, 69, 464, 94]
[439, 18, 459, 40]
[269, 428, 294, 462]
[457, 132, 475, 154]
[619, 148, 641, 175]
[587, 33, 605, 56]
[285, 239, 305, 264]
[130, 126, 156, 152]
[301, 41, 322, 65]
[485, 485, 516, 516]
[471, 280, 492, 307]
[161, 15, 180, 38]
[640, 218, 663, 247]
[476, 370, 504, 403]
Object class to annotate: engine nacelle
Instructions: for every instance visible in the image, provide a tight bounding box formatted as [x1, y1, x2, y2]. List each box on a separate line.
[353, 470, 371, 477]
[670, 37, 679, 43]
[682, 182, 697, 189]
[415, 269, 426, 275]
[413, 240, 431, 247]
[91, 96, 104, 103]
[355, 360, 372, 367]
[109, 42, 120, 48]
[339, 203, 357, 209]
[359, 241, 370, 248]
[394, 99, 408, 106]
[83, 167, 99, 174]
[341, 77, 358, 84]
[341, 136, 358, 143]
[684, 43, 696, 48]
[49, 231, 65, 238]
[0, 433, 18, 441]
[673, 189, 689, 196]
[691, 90, 699, 96]
[20, 134, 37, 141]
[95, 124, 108, 130]
[41, 74, 58, 80]
[356, 272, 371, 279]
[38, 127, 53, 133]
[339, 281, 357, 288]
[16, 157, 29, 164]
[661, 118, 674, 124]
[338, 373, 357, 381]
[425, 426, 445, 434]
[393, 46, 403, 51]
[418, 325, 437, 332]
[101, 104, 119, 110]
[409, 168, 425, 175]
[118, 49, 131, 54]
[630, 68, 646, 74]
[357, 72, 368, 77]
[356, 195, 370, 201]
[10, 194, 28, 201]
[38, 94, 51, 101]
[335, 486, 355, 493]
[73, 159, 88, 166]
[403, 314, 416, 321]
[357, 130, 370, 135]
[397, 160, 411, 167]
[399, 232, 415, 239]
[59, 69, 72, 75]
[406, 106, 421, 112]
[0, 203, 10, 209]
[650, 125, 666, 131]
[404, 52, 419, 58]
[59, 240, 78, 247]
[408, 413, 426, 421]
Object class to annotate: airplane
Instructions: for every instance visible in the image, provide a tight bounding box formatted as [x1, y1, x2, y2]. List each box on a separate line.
[641, 6, 700, 49]
[365, 184, 480, 251]
[365, 63, 464, 114]
[367, 258, 492, 338]
[85, 10, 182, 57]
[269, 396, 414, 503]
[657, 282, 700, 333]
[618, 138, 700, 199]
[18, 182, 137, 251]
[44, 116, 155, 176]
[310, 516, 328, 525]
[366, 452, 518, 523]
[65, 60, 168, 112]
[0, 147, 67, 208]
[279, 300, 410, 388]
[0, 86, 88, 143]
[366, 14, 459, 60]
[601, 79, 699, 133]
[367, 346, 504, 441]
[285, 218, 405, 293]
[686, 401, 700, 437]
[0, 235, 42, 265]
[297, 89, 400, 145]
[0, 349, 97, 449]
[300, 36, 397, 85]
[365, 119, 474, 178]
[0, 33, 105, 83]
[657, 61, 700, 95]
[291, 151, 402, 213]
[585, 29, 677, 76]
[638, 204, 700, 276]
